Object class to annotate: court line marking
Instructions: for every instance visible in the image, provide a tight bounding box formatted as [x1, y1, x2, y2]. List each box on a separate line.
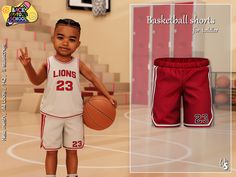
[127, 107, 230, 118]
[125, 108, 236, 135]
[125, 108, 234, 172]
[4, 108, 234, 171]
[6, 131, 233, 171]
[126, 107, 231, 118]
[6, 131, 191, 168]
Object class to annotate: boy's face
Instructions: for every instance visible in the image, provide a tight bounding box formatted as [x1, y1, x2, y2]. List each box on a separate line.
[52, 25, 81, 57]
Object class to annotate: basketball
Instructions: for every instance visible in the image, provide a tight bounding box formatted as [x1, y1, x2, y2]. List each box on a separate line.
[83, 96, 116, 130]
[214, 92, 229, 105]
[215, 75, 230, 88]
[233, 96, 236, 104]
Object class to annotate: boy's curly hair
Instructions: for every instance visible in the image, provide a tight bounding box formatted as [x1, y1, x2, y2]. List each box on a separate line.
[55, 19, 81, 32]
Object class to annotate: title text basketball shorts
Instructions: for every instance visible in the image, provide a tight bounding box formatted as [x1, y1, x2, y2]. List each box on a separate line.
[151, 58, 213, 127]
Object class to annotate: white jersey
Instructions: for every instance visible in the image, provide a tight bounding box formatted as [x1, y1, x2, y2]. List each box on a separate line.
[40, 56, 83, 118]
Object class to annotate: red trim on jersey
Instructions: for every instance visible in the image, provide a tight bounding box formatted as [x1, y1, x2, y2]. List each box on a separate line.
[77, 58, 80, 76]
[47, 57, 50, 75]
[40, 111, 83, 119]
[53, 55, 75, 64]
[40, 114, 46, 148]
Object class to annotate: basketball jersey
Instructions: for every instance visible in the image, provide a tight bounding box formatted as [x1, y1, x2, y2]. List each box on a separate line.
[40, 56, 83, 118]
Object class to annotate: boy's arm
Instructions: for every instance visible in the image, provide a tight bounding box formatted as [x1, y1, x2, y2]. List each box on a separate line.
[23, 62, 47, 85]
[18, 47, 47, 86]
[79, 60, 117, 106]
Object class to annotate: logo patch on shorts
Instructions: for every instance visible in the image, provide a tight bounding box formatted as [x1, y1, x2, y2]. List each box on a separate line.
[194, 114, 209, 124]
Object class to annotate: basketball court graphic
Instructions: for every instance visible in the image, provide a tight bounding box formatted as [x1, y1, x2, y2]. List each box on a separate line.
[130, 3, 232, 173]
[0, 0, 235, 177]
[0, 107, 236, 177]
[130, 106, 231, 172]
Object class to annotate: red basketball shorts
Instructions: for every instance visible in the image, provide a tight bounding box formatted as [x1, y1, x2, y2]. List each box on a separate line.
[151, 58, 213, 127]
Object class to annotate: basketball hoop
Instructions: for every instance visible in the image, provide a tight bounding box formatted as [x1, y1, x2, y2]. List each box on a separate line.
[92, 0, 106, 16]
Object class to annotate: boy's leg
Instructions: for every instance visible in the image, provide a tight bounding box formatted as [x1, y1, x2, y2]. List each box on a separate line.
[45, 150, 58, 175]
[63, 115, 84, 177]
[66, 149, 78, 174]
[41, 114, 64, 176]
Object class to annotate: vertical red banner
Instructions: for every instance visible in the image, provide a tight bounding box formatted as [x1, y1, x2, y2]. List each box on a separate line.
[132, 6, 150, 105]
[174, 2, 193, 57]
[152, 5, 170, 59]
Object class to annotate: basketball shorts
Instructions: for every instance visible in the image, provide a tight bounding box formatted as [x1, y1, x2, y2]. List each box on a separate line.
[40, 114, 84, 151]
[151, 58, 213, 127]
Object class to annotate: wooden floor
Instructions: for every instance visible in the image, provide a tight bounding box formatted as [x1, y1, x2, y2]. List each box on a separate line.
[0, 105, 235, 177]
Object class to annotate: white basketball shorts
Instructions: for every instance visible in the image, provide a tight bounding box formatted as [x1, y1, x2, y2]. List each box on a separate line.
[40, 114, 84, 151]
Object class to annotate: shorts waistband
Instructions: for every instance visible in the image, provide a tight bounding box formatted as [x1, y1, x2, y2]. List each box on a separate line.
[154, 58, 209, 68]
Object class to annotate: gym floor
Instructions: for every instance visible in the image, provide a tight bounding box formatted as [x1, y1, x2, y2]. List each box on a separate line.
[0, 105, 235, 177]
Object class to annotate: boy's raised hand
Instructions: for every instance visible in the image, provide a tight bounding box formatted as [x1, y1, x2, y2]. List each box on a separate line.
[18, 47, 31, 66]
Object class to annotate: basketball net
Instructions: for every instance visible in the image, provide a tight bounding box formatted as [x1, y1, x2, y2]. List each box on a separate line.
[92, 0, 106, 16]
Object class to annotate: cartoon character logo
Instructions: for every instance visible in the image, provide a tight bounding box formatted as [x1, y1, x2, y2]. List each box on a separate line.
[1, 1, 38, 26]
